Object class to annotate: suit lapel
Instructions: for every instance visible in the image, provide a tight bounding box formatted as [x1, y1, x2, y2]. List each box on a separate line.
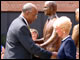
[19, 16, 32, 37]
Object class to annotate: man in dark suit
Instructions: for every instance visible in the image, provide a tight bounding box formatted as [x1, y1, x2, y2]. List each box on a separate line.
[3, 3, 57, 59]
[53, 16, 76, 59]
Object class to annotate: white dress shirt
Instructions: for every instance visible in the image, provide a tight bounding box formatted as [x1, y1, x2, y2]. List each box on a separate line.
[20, 14, 30, 30]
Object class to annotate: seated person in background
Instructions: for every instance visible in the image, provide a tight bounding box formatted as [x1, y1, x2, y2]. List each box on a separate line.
[30, 28, 44, 59]
[53, 16, 76, 59]
[30, 28, 44, 44]
[1, 45, 5, 59]
[72, 8, 79, 59]
[30, 28, 39, 41]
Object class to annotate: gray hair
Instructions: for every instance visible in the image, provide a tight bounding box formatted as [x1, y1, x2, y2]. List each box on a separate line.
[22, 3, 37, 12]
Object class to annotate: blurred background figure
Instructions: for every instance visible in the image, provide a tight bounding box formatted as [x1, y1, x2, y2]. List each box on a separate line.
[30, 28, 40, 59]
[1, 45, 5, 59]
[30, 28, 44, 44]
[72, 8, 79, 59]
[30, 28, 39, 41]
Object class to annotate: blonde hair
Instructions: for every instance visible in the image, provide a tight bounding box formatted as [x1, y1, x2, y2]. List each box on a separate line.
[22, 3, 37, 12]
[45, 1, 56, 5]
[53, 16, 72, 35]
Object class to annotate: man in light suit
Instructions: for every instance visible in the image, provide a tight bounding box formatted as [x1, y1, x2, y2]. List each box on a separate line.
[3, 3, 57, 59]
[53, 16, 76, 59]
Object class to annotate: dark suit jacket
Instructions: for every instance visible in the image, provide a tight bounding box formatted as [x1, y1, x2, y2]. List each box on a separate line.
[3, 15, 52, 59]
[57, 36, 76, 59]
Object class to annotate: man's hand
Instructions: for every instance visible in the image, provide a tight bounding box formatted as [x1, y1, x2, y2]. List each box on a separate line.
[35, 43, 40, 46]
[51, 52, 58, 59]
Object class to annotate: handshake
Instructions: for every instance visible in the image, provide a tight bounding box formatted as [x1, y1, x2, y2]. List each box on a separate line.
[35, 43, 58, 59]
[34, 51, 58, 59]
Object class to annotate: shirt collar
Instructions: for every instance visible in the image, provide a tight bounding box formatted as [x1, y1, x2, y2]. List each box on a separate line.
[20, 14, 29, 26]
[62, 35, 70, 42]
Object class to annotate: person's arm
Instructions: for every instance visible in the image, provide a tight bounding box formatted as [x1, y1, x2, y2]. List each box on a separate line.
[34, 38, 44, 44]
[39, 28, 58, 47]
[17, 26, 52, 59]
[64, 40, 76, 59]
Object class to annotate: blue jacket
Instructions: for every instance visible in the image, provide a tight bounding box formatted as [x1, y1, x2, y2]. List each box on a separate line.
[57, 36, 76, 59]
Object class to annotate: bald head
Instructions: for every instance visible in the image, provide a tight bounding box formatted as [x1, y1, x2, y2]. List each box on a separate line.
[75, 8, 79, 22]
[44, 1, 57, 16]
[22, 3, 37, 13]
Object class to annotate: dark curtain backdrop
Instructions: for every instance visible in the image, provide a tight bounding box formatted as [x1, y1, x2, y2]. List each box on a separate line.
[1, 12, 78, 46]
